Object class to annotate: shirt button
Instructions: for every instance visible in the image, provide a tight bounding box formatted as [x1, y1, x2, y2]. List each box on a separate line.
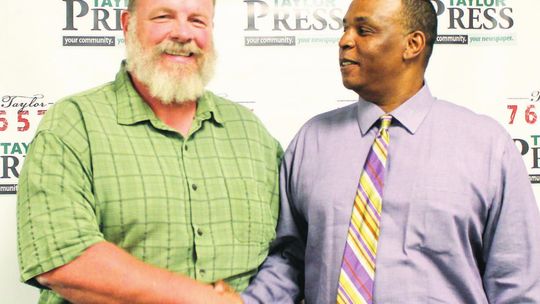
[192, 184, 198, 191]
[199, 269, 206, 277]
[197, 228, 203, 236]
[184, 145, 188, 151]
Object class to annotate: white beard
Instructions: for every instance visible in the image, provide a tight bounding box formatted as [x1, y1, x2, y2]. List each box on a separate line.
[125, 16, 216, 105]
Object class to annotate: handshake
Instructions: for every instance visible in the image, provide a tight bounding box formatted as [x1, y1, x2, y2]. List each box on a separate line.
[211, 280, 244, 304]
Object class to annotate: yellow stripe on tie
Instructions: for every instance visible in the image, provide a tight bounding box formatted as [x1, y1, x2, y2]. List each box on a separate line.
[337, 115, 392, 304]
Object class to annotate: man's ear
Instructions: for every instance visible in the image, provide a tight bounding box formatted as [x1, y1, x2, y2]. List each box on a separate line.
[121, 10, 131, 37]
[403, 30, 426, 61]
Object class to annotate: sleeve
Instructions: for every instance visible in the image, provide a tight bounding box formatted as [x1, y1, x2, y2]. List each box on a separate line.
[16, 130, 105, 286]
[241, 136, 306, 304]
[482, 135, 540, 302]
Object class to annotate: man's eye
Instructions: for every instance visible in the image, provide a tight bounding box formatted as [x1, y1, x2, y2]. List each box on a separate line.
[357, 27, 371, 35]
[153, 15, 170, 20]
[191, 18, 207, 26]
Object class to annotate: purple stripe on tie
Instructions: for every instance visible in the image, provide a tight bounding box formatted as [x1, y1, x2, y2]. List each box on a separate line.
[363, 159, 385, 192]
[356, 186, 382, 222]
[367, 151, 385, 175]
[346, 227, 376, 264]
[364, 148, 386, 188]
[360, 169, 383, 198]
[341, 251, 374, 302]
[347, 221, 377, 262]
[373, 139, 389, 163]
[337, 115, 391, 304]
[338, 285, 355, 304]
[350, 191, 380, 238]
[377, 135, 389, 150]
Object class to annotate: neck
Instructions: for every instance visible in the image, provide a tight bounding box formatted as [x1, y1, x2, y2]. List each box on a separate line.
[130, 73, 197, 137]
[361, 72, 425, 113]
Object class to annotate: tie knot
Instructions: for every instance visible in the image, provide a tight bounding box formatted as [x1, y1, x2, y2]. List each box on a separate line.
[379, 114, 392, 131]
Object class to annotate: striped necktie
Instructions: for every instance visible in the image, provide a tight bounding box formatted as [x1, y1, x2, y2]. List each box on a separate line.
[337, 114, 392, 304]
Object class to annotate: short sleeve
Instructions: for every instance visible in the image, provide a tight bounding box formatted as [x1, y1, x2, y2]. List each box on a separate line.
[17, 131, 104, 284]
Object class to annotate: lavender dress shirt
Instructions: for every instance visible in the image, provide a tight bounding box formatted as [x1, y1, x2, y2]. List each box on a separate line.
[242, 85, 540, 303]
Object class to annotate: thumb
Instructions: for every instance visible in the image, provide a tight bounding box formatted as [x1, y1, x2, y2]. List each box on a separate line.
[213, 280, 227, 293]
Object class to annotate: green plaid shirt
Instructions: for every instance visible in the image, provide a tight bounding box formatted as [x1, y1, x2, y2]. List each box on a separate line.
[17, 63, 282, 303]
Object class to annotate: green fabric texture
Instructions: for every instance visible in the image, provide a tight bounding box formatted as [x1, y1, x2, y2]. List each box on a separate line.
[17, 63, 282, 303]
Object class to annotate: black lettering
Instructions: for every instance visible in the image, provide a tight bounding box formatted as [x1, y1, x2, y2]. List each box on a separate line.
[514, 138, 529, 155]
[482, 8, 498, 30]
[92, 8, 113, 31]
[1, 156, 19, 179]
[448, 8, 466, 29]
[113, 8, 123, 30]
[328, 8, 343, 31]
[532, 147, 540, 169]
[295, 9, 312, 31]
[498, 7, 514, 29]
[312, 8, 327, 31]
[1, 96, 15, 108]
[63, 0, 89, 30]
[244, 0, 269, 31]
[431, 0, 445, 16]
[468, 8, 483, 29]
[273, 11, 293, 31]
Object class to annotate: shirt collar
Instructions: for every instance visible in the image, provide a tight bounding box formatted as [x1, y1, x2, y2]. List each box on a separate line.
[195, 91, 224, 125]
[357, 84, 434, 135]
[114, 61, 224, 126]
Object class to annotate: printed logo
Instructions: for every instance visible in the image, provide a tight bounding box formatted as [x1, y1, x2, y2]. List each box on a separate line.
[0, 94, 53, 195]
[431, 0, 516, 46]
[243, 0, 345, 46]
[514, 136, 540, 183]
[504, 88, 540, 183]
[62, 0, 128, 47]
[0, 184, 17, 195]
[0, 142, 29, 194]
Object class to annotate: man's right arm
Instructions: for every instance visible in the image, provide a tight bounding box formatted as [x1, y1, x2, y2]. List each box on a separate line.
[16, 129, 240, 304]
[37, 241, 240, 304]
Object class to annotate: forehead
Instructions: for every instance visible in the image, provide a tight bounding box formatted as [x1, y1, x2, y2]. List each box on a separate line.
[135, 0, 214, 16]
[344, 0, 402, 25]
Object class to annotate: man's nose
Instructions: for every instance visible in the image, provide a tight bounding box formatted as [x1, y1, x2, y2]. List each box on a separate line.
[169, 19, 193, 43]
[339, 29, 354, 50]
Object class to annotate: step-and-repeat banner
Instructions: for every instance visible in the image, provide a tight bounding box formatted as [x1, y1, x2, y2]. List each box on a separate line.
[1, 0, 539, 301]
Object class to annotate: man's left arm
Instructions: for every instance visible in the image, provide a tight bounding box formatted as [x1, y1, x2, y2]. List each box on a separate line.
[482, 135, 540, 302]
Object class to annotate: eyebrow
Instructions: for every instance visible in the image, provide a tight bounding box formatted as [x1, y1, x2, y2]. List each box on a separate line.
[343, 16, 371, 26]
[149, 7, 175, 16]
[148, 7, 210, 20]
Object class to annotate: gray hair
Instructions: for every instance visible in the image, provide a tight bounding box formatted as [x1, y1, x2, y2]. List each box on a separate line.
[127, 0, 216, 12]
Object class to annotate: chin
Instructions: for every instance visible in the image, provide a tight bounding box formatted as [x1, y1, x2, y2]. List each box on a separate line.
[341, 79, 361, 91]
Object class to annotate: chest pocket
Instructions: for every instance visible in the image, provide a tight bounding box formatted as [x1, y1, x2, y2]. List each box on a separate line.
[225, 178, 275, 245]
[206, 177, 276, 249]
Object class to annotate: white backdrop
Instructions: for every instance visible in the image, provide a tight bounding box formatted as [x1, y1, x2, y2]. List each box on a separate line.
[1, 0, 539, 302]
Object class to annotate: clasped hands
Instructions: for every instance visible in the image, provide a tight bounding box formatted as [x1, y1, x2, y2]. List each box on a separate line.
[212, 280, 244, 304]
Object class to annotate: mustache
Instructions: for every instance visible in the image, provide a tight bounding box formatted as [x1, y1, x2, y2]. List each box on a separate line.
[157, 40, 203, 56]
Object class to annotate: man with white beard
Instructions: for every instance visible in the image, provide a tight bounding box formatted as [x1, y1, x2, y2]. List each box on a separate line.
[16, 0, 280, 303]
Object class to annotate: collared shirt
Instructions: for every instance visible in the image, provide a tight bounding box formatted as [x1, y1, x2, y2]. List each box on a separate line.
[17, 63, 282, 303]
[243, 85, 540, 303]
